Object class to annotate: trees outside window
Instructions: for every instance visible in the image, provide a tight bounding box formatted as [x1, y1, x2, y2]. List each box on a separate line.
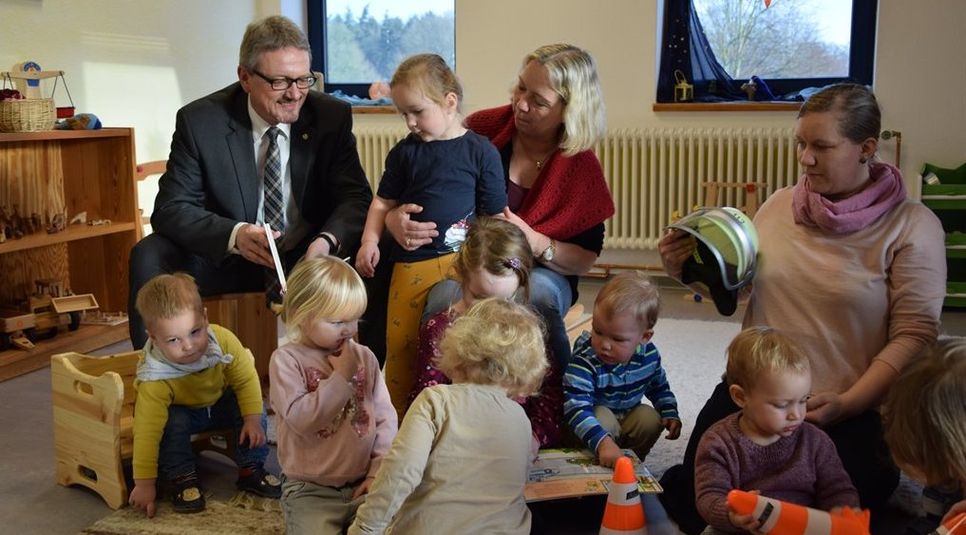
[695, 0, 850, 80]
[308, 0, 455, 98]
[657, 0, 876, 102]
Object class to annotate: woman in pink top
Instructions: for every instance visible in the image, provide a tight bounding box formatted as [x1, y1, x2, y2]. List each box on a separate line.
[657, 83, 946, 534]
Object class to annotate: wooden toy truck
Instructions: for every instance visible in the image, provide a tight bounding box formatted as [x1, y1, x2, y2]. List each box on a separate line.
[0, 279, 98, 350]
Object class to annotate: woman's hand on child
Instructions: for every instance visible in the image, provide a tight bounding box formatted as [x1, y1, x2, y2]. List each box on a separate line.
[386, 203, 438, 251]
[239, 414, 267, 448]
[663, 418, 682, 439]
[596, 436, 623, 468]
[355, 241, 380, 278]
[805, 391, 849, 427]
[501, 207, 541, 254]
[352, 476, 376, 499]
[129, 479, 157, 518]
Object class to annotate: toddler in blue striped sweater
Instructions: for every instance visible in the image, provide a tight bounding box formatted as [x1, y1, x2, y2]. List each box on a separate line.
[563, 271, 681, 467]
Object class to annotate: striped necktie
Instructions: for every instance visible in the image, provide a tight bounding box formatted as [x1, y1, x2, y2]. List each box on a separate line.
[263, 126, 284, 234]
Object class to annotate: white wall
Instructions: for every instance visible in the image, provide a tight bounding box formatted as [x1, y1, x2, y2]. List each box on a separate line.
[1, 0, 963, 191]
[875, 0, 966, 193]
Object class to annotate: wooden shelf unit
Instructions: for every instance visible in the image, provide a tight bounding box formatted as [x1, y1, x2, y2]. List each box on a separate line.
[0, 128, 139, 380]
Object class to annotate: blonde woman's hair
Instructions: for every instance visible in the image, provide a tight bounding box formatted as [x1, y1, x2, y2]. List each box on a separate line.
[391, 53, 463, 112]
[282, 256, 367, 342]
[594, 271, 660, 331]
[883, 338, 966, 486]
[725, 326, 810, 389]
[523, 43, 606, 155]
[135, 273, 203, 327]
[437, 298, 548, 397]
[239, 15, 311, 72]
[452, 217, 533, 303]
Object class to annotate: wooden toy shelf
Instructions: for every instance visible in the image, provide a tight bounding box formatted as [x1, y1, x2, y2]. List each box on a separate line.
[0, 128, 140, 381]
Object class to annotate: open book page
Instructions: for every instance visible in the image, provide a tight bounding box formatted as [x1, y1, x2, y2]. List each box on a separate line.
[525, 448, 663, 502]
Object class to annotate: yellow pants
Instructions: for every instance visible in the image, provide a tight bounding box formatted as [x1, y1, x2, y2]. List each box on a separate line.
[383, 253, 457, 418]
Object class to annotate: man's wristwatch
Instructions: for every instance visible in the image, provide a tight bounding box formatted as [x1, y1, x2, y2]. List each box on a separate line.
[539, 239, 556, 263]
[316, 232, 340, 256]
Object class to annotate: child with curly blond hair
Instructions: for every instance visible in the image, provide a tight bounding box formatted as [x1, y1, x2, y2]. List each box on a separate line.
[348, 298, 548, 535]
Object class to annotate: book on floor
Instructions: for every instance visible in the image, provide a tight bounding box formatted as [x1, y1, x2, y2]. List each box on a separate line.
[525, 448, 663, 502]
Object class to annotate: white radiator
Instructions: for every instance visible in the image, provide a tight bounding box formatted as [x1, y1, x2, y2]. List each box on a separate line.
[353, 126, 801, 250]
[354, 127, 408, 190]
[596, 128, 800, 249]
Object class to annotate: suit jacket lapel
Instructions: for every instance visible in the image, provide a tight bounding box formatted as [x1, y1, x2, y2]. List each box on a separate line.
[289, 101, 316, 212]
[226, 86, 258, 222]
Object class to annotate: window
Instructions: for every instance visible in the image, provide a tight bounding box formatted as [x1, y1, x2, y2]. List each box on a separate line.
[657, 0, 876, 102]
[307, 0, 455, 99]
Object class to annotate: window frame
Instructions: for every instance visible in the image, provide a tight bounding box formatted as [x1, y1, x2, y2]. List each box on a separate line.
[306, 0, 371, 97]
[670, 0, 877, 100]
[306, 0, 456, 99]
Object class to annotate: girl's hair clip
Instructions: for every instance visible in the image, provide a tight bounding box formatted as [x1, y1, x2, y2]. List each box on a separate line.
[504, 257, 522, 270]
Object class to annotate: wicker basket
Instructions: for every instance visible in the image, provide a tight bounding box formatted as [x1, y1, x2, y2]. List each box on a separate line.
[0, 98, 56, 132]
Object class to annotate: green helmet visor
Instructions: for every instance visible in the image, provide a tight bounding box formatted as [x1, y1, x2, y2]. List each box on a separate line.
[667, 207, 759, 315]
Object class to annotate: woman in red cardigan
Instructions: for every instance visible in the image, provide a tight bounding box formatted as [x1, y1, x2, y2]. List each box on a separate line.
[387, 43, 615, 367]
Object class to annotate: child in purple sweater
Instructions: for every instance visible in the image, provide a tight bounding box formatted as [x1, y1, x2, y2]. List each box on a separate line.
[694, 327, 858, 533]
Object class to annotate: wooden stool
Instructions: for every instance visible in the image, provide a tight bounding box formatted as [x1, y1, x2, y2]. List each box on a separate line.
[203, 292, 278, 388]
[51, 350, 243, 509]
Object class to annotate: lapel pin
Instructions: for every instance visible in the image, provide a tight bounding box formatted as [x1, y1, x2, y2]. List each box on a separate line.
[301, 133, 309, 140]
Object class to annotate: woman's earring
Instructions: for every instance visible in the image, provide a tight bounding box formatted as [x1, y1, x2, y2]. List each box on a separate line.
[859, 156, 868, 164]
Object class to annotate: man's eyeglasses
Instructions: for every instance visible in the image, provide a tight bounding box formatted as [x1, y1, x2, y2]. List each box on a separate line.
[251, 69, 316, 91]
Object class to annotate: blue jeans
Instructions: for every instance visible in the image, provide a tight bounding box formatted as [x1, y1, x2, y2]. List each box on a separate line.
[157, 389, 269, 481]
[421, 266, 573, 367]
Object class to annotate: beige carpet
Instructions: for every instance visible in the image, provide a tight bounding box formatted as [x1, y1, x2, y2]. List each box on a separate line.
[78, 492, 283, 535]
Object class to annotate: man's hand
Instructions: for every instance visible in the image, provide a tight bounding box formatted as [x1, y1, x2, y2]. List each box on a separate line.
[385, 203, 437, 251]
[129, 479, 158, 518]
[663, 417, 682, 439]
[235, 223, 278, 268]
[596, 436, 623, 468]
[239, 414, 266, 448]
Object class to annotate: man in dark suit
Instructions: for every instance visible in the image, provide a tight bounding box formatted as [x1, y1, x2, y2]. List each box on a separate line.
[128, 15, 372, 346]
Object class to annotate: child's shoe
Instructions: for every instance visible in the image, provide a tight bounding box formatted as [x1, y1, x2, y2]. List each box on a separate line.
[236, 466, 282, 498]
[169, 472, 206, 514]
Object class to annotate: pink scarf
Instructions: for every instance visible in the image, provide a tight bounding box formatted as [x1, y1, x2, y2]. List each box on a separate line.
[792, 162, 907, 235]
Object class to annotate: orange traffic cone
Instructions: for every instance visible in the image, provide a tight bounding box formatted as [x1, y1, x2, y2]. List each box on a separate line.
[934, 512, 966, 535]
[600, 456, 646, 535]
[727, 489, 870, 535]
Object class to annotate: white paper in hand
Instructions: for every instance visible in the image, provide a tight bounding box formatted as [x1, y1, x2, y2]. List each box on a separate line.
[264, 223, 286, 296]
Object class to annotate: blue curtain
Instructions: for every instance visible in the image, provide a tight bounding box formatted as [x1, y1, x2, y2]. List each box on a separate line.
[656, 0, 745, 102]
